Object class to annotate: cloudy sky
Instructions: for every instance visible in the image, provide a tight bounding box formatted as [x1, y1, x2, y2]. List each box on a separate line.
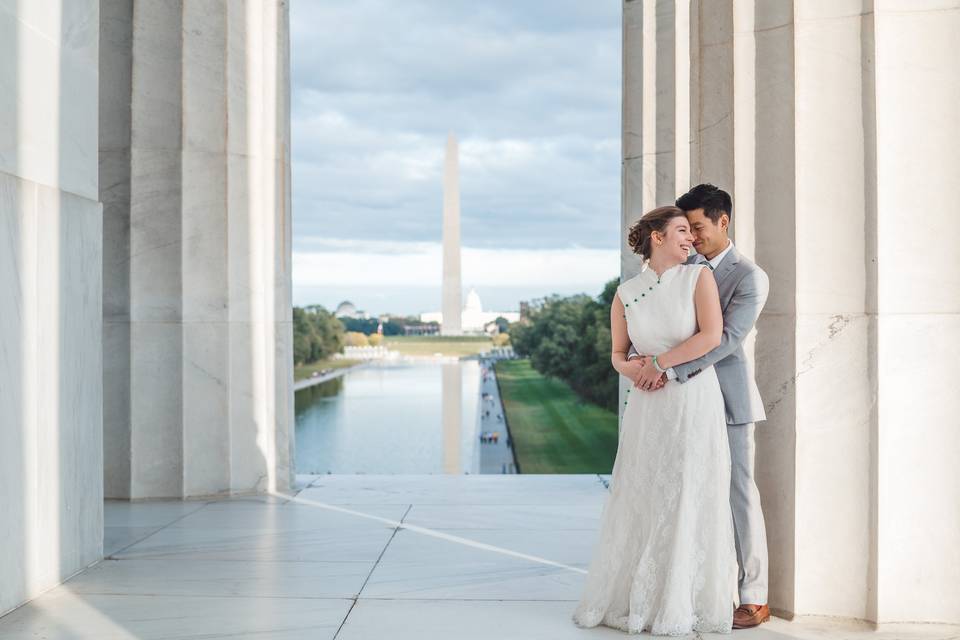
[291, 0, 621, 317]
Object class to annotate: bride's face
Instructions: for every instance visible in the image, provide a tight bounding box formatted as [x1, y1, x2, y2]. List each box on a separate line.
[654, 217, 695, 263]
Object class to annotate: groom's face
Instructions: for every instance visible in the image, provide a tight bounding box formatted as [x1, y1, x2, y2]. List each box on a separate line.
[685, 208, 729, 260]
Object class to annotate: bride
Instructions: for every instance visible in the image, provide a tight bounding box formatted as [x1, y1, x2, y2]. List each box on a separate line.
[572, 206, 737, 635]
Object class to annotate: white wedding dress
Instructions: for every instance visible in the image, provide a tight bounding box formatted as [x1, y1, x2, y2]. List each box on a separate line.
[572, 263, 737, 636]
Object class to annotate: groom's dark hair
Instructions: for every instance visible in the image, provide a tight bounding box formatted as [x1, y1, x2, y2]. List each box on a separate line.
[675, 184, 732, 224]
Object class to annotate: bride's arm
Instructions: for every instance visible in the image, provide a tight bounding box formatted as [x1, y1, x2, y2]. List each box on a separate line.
[610, 292, 641, 379]
[655, 267, 723, 370]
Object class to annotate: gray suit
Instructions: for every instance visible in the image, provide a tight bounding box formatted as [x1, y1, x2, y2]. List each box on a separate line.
[627, 244, 770, 605]
[674, 247, 768, 426]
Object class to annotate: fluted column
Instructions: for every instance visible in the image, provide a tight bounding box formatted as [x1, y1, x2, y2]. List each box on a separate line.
[687, 0, 734, 192]
[621, 0, 679, 414]
[873, 0, 960, 623]
[101, 0, 293, 499]
[621, 0, 960, 624]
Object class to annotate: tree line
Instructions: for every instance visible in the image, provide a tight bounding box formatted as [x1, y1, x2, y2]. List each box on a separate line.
[293, 306, 344, 366]
[509, 278, 619, 413]
[292, 308, 444, 366]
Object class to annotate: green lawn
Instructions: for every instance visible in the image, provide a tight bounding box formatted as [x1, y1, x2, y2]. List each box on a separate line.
[293, 358, 361, 382]
[494, 359, 619, 474]
[382, 335, 494, 357]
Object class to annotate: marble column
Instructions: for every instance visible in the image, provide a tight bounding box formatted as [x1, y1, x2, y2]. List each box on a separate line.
[101, 0, 293, 499]
[621, 0, 960, 624]
[759, 1, 876, 619]
[872, 0, 960, 623]
[622, 0, 684, 276]
[687, 0, 734, 194]
[0, 0, 103, 616]
[750, 0, 799, 618]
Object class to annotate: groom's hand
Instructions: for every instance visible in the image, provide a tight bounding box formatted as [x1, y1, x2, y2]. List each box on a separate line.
[653, 372, 667, 390]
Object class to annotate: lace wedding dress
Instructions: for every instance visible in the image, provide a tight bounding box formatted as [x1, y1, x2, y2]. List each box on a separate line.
[572, 263, 737, 635]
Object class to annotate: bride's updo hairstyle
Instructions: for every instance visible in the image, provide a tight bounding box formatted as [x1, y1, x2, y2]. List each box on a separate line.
[627, 206, 687, 259]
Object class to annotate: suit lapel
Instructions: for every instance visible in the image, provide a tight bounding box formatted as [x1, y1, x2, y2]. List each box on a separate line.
[712, 245, 740, 288]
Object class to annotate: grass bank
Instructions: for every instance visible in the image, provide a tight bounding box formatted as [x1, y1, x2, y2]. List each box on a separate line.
[494, 359, 618, 474]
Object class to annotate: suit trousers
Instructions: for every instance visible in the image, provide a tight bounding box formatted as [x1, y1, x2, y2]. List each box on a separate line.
[727, 422, 768, 604]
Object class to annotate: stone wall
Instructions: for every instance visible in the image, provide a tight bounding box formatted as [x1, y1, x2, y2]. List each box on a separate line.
[0, 0, 104, 617]
[621, 0, 960, 624]
[1, 0, 293, 616]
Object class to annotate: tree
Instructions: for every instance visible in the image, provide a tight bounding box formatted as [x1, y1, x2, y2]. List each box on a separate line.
[292, 304, 345, 366]
[344, 331, 369, 347]
[338, 317, 375, 335]
[511, 278, 620, 411]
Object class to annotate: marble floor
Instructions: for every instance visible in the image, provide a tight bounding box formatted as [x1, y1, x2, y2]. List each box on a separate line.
[0, 475, 956, 639]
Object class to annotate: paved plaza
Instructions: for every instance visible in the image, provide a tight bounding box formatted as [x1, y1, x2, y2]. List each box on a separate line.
[0, 475, 956, 639]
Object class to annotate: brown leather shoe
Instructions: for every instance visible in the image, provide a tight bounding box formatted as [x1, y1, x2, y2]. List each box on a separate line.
[733, 603, 770, 629]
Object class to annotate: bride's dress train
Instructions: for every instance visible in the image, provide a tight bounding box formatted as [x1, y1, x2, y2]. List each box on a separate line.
[572, 263, 737, 635]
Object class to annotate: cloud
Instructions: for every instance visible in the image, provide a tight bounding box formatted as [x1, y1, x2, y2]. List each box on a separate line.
[293, 241, 618, 288]
[290, 0, 621, 249]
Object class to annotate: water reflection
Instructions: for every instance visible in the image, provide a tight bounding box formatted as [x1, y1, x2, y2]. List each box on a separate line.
[441, 362, 461, 474]
[295, 361, 480, 474]
[295, 376, 343, 407]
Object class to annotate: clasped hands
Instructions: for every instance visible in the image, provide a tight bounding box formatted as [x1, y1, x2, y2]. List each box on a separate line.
[626, 354, 667, 392]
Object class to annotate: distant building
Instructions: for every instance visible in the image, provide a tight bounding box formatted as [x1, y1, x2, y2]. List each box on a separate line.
[519, 301, 530, 320]
[404, 324, 440, 336]
[334, 300, 368, 320]
[420, 288, 519, 335]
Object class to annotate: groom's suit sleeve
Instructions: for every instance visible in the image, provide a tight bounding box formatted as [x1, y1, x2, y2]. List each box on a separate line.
[671, 266, 769, 383]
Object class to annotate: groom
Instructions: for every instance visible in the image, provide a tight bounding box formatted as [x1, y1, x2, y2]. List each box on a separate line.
[628, 184, 771, 629]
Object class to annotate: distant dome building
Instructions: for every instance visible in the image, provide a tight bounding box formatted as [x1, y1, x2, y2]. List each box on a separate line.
[334, 300, 367, 319]
[464, 289, 482, 314]
[419, 287, 520, 335]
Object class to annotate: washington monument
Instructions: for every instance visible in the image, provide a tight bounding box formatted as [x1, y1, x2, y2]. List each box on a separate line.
[441, 133, 462, 335]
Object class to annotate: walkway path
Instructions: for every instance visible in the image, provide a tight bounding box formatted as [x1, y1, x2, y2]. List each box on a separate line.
[477, 358, 517, 474]
[294, 362, 366, 392]
[0, 475, 955, 639]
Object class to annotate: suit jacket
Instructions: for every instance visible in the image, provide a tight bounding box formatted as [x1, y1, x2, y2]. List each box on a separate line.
[628, 245, 769, 425]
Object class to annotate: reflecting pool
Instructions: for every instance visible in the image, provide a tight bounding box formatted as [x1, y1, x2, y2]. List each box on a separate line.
[294, 360, 481, 474]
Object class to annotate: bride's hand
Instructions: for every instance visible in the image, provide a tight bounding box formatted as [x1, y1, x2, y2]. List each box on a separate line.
[635, 357, 662, 391]
[621, 356, 645, 384]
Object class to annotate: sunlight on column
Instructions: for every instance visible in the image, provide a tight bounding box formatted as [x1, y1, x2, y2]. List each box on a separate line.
[18, 141, 40, 600]
[276, 491, 588, 575]
[247, 0, 270, 494]
[244, 0, 287, 494]
[261, 0, 280, 494]
[17, 0, 62, 600]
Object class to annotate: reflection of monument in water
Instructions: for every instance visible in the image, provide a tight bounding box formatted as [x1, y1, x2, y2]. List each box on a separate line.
[422, 133, 520, 333]
[441, 362, 463, 473]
